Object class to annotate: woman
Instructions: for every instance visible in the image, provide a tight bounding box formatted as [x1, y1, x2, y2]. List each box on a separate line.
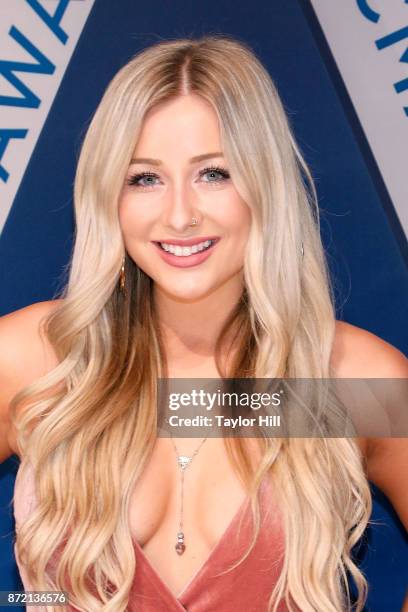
[1, 35, 407, 612]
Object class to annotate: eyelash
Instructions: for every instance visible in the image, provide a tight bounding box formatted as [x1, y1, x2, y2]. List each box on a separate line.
[126, 165, 230, 188]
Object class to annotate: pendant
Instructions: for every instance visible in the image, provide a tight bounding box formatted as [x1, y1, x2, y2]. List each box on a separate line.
[177, 455, 192, 470]
[175, 456, 190, 554]
[175, 531, 186, 555]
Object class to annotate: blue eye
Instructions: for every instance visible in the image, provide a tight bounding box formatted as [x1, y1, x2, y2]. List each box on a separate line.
[127, 172, 159, 188]
[126, 165, 230, 188]
[200, 166, 230, 183]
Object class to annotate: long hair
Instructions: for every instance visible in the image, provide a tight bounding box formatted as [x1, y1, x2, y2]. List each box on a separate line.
[11, 35, 372, 611]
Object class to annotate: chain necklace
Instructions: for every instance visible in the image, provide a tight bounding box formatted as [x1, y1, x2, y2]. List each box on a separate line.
[169, 434, 208, 555]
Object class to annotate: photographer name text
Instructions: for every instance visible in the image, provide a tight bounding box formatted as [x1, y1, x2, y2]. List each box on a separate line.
[167, 414, 281, 428]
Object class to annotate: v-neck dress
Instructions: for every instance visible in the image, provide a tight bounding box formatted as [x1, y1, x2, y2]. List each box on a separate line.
[13, 461, 288, 611]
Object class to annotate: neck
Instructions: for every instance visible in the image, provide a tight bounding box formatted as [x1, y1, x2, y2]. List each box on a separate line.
[153, 278, 245, 364]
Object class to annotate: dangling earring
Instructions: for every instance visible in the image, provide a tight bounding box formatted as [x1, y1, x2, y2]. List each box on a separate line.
[301, 241, 304, 260]
[119, 256, 126, 293]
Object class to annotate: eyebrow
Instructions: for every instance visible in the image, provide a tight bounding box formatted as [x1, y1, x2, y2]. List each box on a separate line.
[130, 152, 224, 166]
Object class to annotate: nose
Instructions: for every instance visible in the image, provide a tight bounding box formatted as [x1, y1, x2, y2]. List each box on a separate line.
[162, 182, 200, 234]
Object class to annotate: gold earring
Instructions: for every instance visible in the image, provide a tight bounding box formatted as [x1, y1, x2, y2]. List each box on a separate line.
[119, 257, 126, 293]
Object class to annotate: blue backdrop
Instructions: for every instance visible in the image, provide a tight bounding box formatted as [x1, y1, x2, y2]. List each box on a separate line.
[1, 1, 407, 610]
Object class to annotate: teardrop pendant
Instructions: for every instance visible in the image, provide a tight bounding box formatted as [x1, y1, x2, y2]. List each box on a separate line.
[175, 531, 186, 555]
[170, 437, 208, 556]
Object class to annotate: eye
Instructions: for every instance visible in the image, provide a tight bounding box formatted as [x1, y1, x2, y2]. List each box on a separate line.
[126, 165, 230, 189]
[199, 166, 230, 184]
[126, 171, 160, 188]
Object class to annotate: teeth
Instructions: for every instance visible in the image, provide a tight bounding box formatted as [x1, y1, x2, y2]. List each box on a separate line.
[159, 239, 213, 256]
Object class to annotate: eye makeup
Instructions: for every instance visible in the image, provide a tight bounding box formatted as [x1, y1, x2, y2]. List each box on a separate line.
[126, 165, 230, 188]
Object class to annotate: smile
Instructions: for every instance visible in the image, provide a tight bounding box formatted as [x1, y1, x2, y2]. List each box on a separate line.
[159, 239, 215, 256]
[152, 238, 220, 268]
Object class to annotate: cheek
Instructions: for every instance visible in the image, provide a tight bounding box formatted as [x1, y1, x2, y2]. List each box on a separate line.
[222, 196, 251, 238]
[118, 196, 151, 239]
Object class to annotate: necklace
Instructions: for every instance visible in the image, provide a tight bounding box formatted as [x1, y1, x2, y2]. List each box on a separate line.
[169, 434, 208, 555]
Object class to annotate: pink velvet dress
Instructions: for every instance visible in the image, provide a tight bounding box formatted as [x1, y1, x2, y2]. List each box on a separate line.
[13, 461, 289, 611]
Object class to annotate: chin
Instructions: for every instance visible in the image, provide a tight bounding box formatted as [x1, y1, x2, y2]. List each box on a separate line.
[155, 281, 217, 303]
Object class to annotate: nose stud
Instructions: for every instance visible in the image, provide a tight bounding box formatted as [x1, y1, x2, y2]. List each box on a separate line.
[189, 217, 198, 226]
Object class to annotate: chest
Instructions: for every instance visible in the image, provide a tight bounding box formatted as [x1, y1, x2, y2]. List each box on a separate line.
[127, 435, 260, 598]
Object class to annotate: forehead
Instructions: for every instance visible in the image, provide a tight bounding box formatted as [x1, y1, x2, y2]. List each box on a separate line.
[133, 94, 222, 156]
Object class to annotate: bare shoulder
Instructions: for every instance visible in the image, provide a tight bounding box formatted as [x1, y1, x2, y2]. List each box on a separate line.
[332, 321, 408, 533]
[332, 320, 408, 378]
[0, 299, 63, 462]
[331, 320, 408, 462]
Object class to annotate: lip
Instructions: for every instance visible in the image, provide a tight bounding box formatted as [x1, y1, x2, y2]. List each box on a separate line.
[152, 238, 220, 268]
[152, 236, 219, 247]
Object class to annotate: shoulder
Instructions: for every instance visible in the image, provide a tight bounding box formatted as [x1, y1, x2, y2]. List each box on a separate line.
[0, 299, 62, 376]
[0, 299, 63, 462]
[331, 320, 408, 461]
[0, 298, 62, 337]
[331, 322, 408, 532]
[332, 320, 408, 378]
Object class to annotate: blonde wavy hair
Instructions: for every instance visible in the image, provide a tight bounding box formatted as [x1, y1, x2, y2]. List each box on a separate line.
[11, 34, 372, 611]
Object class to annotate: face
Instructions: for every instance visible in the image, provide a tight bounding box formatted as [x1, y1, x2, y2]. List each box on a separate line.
[118, 94, 251, 303]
